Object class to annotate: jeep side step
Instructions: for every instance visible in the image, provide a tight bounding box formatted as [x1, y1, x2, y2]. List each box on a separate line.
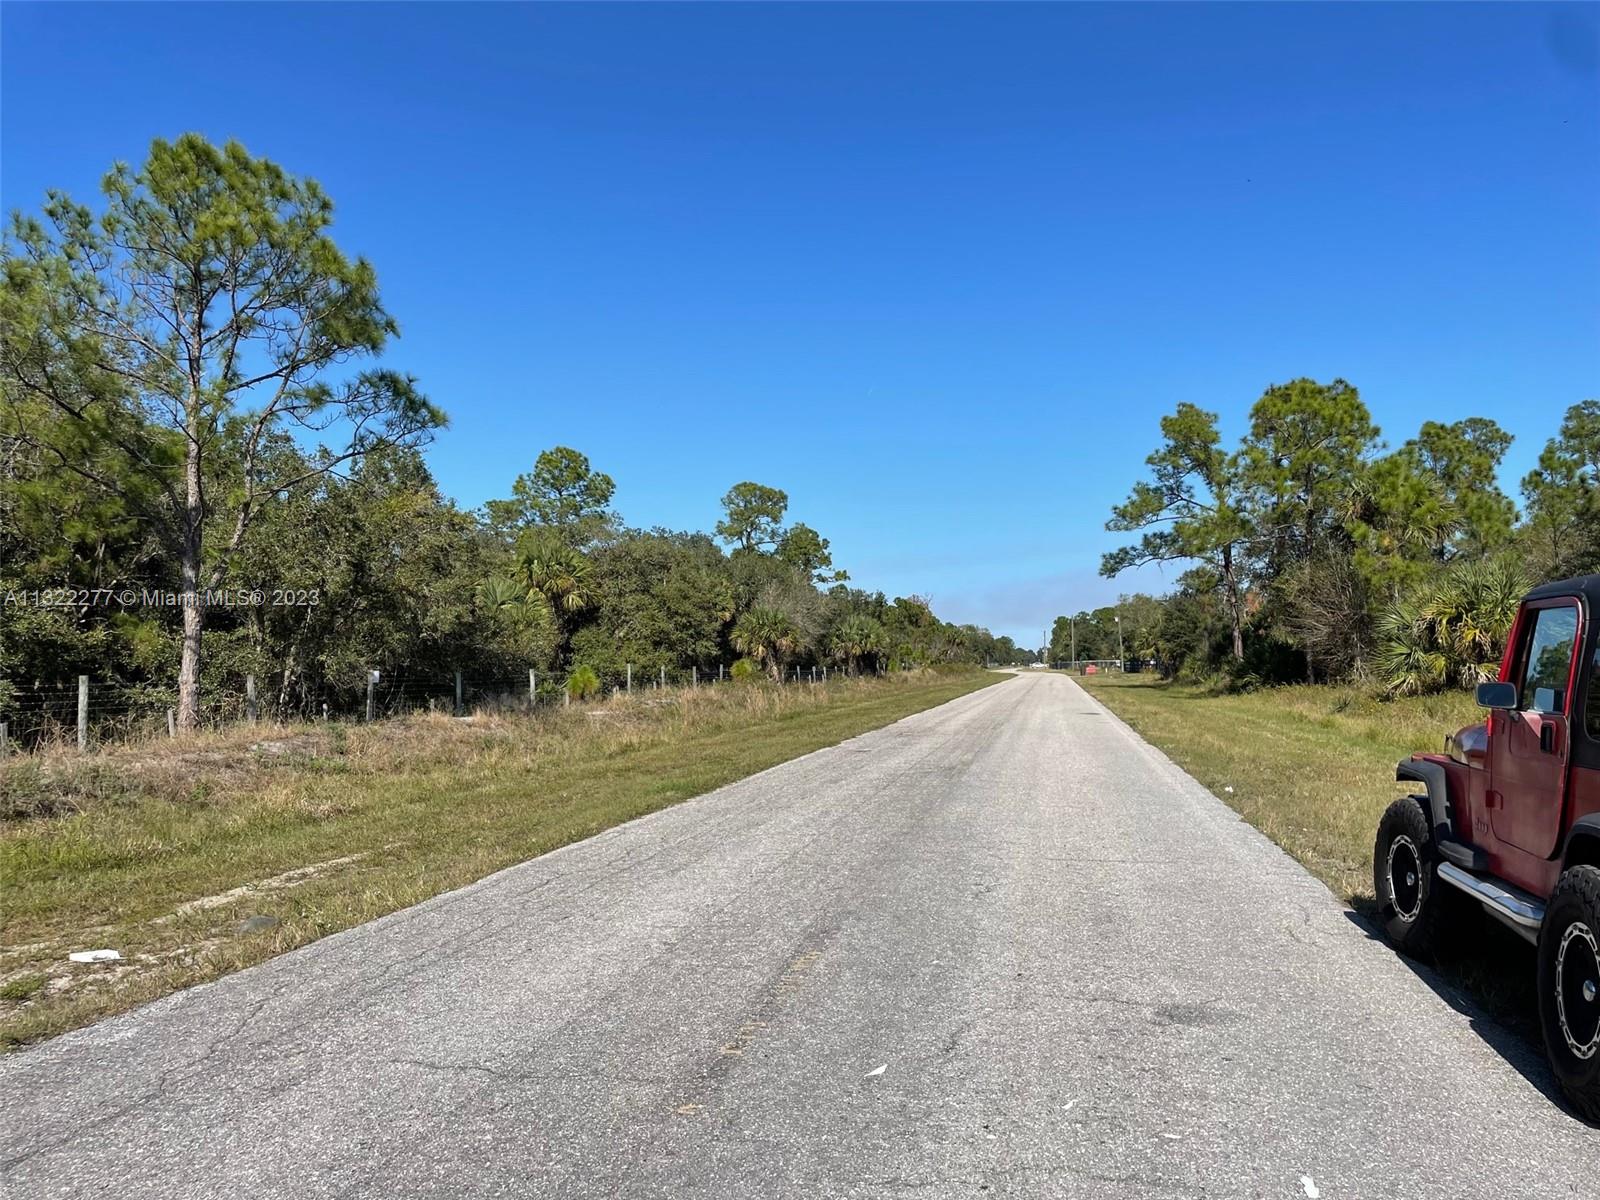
[1436, 837, 1488, 872]
[1436, 862, 1546, 944]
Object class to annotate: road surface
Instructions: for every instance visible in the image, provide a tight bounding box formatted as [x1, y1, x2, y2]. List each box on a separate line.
[1, 672, 1594, 1197]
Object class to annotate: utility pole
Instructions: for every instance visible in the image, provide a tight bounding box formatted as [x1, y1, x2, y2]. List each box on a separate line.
[1070, 615, 1076, 669]
[1116, 613, 1125, 669]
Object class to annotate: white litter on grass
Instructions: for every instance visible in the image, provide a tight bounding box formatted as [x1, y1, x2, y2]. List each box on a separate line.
[68, 949, 122, 964]
[1300, 1177, 1320, 1199]
[864, 1064, 887, 1078]
[1224, 786, 1235, 794]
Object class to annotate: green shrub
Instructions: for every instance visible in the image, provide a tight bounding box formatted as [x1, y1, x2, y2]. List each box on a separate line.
[729, 658, 759, 682]
[566, 665, 602, 701]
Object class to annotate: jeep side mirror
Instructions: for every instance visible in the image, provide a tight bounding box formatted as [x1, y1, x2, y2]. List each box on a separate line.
[1476, 681, 1518, 710]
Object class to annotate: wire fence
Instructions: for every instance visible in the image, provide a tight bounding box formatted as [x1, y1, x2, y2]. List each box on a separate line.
[0, 680, 184, 751]
[0, 661, 874, 756]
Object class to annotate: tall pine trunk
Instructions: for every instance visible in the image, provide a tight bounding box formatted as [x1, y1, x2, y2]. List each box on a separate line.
[176, 402, 205, 732]
[1220, 543, 1245, 661]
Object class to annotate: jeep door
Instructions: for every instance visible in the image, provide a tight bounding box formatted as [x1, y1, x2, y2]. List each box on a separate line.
[1489, 598, 1581, 856]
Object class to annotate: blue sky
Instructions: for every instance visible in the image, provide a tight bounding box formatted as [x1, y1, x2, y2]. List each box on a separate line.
[3, 3, 1597, 648]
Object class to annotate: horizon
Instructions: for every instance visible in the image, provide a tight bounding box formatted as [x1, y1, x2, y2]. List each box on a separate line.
[3, 2, 1596, 646]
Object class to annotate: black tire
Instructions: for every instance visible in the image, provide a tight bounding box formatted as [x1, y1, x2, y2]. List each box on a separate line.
[1538, 865, 1600, 1123]
[1373, 796, 1449, 957]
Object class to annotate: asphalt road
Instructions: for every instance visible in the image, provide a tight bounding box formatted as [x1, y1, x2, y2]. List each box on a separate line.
[2, 672, 1595, 1198]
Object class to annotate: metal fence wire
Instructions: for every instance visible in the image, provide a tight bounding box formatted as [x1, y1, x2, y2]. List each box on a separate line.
[0, 661, 870, 756]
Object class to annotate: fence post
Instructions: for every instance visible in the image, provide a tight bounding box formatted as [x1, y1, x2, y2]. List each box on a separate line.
[366, 673, 376, 723]
[454, 670, 463, 716]
[246, 674, 258, 725]
[692, 665, 698, 688]
[0, 721, 8, 757]
[166, 708, 176, 738]
[529, 668, 537, 705]
[77, 675, 88, 752]
[719, 663, 724, 682]
[626, 663, 632, 693]
[810, 666, 816, 683]
[660, 665, 666, 690]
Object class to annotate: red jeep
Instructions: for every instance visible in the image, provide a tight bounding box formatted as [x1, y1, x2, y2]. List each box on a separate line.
[1374, 574, 1600, 1119]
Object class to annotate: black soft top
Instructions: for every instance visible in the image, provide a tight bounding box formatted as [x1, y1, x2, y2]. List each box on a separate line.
[1525, 574, 1600, 607]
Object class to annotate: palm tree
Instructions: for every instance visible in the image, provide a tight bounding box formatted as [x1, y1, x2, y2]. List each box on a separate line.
[480, 530, 591, 666]
[1377, 558, 1527, 695]
[829, 614, 884, 677]
[1427, 559, 1525, 670]
[731, 606, 799, 681]
[514, 530, 590, 615]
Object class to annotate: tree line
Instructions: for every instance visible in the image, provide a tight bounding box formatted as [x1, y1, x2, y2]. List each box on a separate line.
[1074, 382, 1598, 693]
[0, 136, 1030, 731]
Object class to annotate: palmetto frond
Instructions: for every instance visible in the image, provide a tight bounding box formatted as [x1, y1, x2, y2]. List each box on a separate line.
[731, 606, 799, 679]
[513, 530, 591, 615]
[1378, 558, 1527, 696]
[476, 573, 556, 635]
[829, 614, 884, 668]
[477, 574, 527, 611]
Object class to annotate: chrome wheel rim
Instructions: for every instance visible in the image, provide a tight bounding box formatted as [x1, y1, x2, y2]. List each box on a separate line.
[1555, 920, 1600, 1061]
[1386, 835, 1422, 923]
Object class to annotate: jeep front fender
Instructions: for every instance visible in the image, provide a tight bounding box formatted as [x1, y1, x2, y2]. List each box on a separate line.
[1396, 758, 1487, 871]
[1396, 759, 1454, 841]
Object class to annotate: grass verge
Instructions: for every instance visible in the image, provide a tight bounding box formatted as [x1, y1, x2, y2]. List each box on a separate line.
[1075, 671, 1539, 1028]
[1, 669, 1000, 1046]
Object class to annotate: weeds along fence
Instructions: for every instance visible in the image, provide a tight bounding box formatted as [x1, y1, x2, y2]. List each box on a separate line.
[0, 679, 190, 752]
[0, 661, 873, 756]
